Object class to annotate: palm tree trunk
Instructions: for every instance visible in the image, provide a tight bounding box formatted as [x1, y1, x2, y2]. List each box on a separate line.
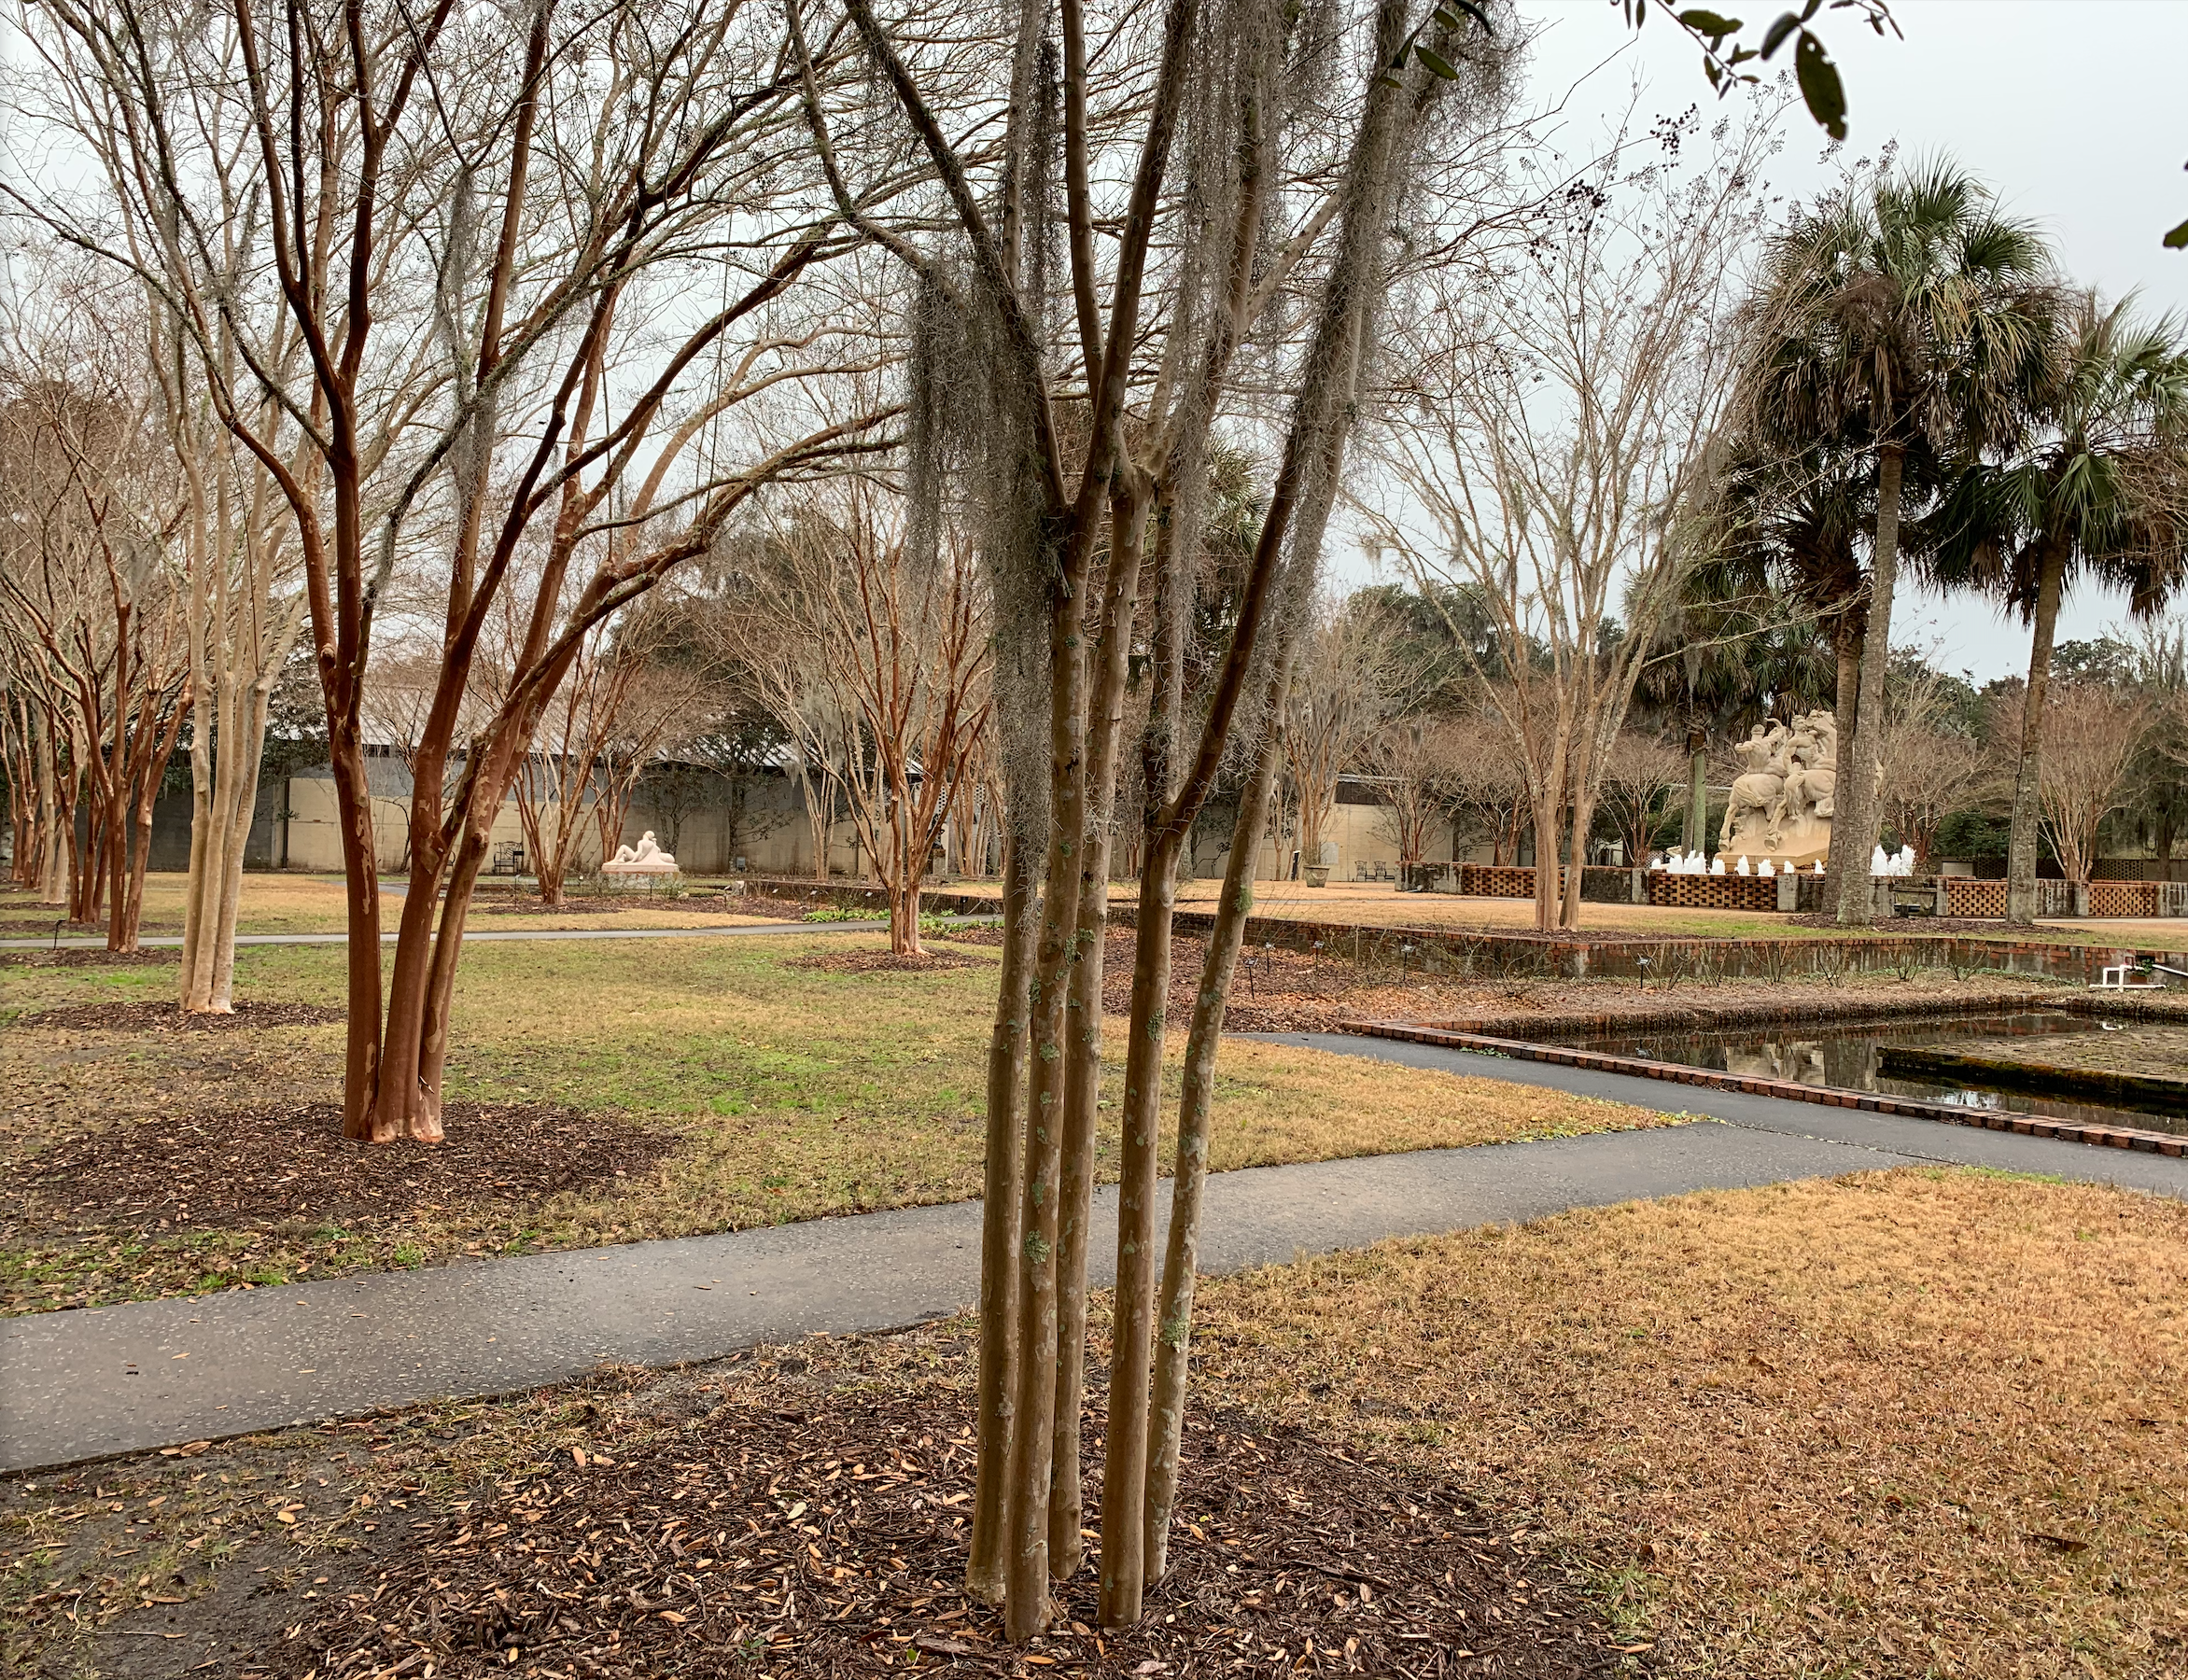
[1834, 445, 1902, 929]
[1820, 618, 1862, 917]
[1683, 726, 1705, 855]
[2005, 538, 2068, 927]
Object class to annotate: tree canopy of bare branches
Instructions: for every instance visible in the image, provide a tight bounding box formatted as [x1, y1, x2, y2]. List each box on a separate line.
[741, 484, 993, 950]
[0, 259, 192, 950]
[1368, 104, 1778, 930]
[2033, 682, 2145, 886]
[15, 0, 891, 1138]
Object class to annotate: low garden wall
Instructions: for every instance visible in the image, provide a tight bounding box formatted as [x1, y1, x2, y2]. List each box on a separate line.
[1453, 863, 1642, 903]
[1110, 903, 2188, 985]
[1644, 871, 1782, 913]
[1943, 876, 2188, 918]
[745, 872, 2188, 948]
[738, 877, 1001, 917]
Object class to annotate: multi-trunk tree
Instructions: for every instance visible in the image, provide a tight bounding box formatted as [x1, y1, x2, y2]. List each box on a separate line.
[806, 0, 1517, 1637]
[25, 0, 890, 1137]
[747, 485, 994, 952]
[1281, 595, 1417, 876]
[495, 589, 709, 907]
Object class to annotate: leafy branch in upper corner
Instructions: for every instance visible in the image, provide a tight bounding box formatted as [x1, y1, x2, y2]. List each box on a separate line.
[1621, 0, 1900, 141]
[1386, 1, 1494, 87]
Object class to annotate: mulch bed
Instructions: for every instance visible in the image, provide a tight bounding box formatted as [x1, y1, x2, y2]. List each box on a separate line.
[4, 1101, 680, 1238]
[480, 896, 633, 916]
[789, 949, 996, 974]
[300, 1376, 1619, 1678]
[0, 916, 108, 935]
[15, 1000, 345, 1033]
[0, 946, 178, 968]
[944, 926, 1453, 1033]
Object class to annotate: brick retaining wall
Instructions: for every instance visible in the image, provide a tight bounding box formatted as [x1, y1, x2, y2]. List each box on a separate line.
[1111, 904, 2185, 985]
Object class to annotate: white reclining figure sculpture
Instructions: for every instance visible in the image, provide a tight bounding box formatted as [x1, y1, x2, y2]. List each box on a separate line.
[604, 830, 680, 876]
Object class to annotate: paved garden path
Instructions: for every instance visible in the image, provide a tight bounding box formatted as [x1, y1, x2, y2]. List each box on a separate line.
[6, 1039, 2182, 1473]
[0, 917, 1004, 951]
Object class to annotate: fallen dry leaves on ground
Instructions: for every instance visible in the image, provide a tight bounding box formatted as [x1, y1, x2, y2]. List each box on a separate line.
[4, 1335, 1626, 1680]
[1189, 1169, 2188, 1679]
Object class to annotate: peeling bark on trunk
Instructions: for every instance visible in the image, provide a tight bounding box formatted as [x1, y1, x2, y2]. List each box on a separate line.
[1002, 544, 1091, 1641]
[967, 832, 1038, 1604]
[1143, 677, 1286, 1582]
[1049, 479, 1147, 1579]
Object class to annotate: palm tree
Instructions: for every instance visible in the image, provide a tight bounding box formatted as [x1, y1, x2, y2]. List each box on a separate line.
[1931, 292, 2188, 924]
[1739, 160, 2055, 925]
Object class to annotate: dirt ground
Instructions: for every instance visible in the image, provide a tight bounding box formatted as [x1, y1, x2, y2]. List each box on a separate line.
[5, 1169, 2177, 1680]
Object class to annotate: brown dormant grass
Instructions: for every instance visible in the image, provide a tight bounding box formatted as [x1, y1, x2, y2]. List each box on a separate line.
[1188, 1169, 2188, 1678]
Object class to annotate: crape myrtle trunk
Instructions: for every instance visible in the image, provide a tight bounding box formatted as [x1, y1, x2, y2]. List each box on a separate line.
[966, 832, 1039, 1604]
[1049, 477, 1149, 1575]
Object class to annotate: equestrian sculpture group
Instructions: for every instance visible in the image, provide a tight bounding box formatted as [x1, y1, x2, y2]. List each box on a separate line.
[1718, 709, 1837, 871]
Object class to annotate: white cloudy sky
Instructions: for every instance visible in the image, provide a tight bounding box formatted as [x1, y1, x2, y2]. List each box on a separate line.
[1516, 0, 2188, 682]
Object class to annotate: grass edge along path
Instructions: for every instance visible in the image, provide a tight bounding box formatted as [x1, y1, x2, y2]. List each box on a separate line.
[2, 1167, 2177, 1680]
[2, 931, 1675, 1316]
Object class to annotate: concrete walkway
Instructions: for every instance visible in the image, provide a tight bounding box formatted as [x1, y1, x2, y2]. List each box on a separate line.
[0, 916, 999, 952]
[7, 1040, 2183, 1473]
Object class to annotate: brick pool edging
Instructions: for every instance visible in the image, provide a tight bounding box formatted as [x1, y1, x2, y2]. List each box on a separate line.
[1340, 1019, 2188, 1158]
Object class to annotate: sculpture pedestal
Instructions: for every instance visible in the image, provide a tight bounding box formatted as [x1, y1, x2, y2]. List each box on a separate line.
[1720, 811, 1829, 874]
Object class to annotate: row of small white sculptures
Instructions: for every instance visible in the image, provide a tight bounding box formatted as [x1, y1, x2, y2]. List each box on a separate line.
[1650, 845, 1918, 877]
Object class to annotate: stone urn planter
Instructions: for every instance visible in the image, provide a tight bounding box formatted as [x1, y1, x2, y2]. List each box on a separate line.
[1304, 863, 1331, 888]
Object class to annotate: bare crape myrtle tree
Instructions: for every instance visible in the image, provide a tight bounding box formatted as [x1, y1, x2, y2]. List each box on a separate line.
[794, 0, 1523, 1636]
[1365, 105, 1780, 932]
[0, 260, 194, 952]
[16, 0, 897, 1138]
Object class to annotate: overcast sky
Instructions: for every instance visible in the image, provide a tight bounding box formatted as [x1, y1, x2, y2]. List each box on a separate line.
[1520, 0, 2188, 682]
